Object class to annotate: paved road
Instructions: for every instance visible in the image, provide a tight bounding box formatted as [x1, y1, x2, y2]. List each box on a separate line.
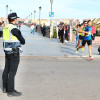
[0, 26, 100, 99]
[0, 25, 99, 58]
[0, 57, 100, 100]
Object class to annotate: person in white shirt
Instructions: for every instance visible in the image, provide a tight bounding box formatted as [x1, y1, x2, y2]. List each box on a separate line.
[30, 24, 35, 34]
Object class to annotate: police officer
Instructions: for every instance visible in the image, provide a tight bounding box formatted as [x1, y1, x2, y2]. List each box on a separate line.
[2, 13, 25, 97]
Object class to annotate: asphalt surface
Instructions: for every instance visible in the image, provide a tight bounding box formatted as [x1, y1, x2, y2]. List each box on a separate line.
[0, 57, 100, 100]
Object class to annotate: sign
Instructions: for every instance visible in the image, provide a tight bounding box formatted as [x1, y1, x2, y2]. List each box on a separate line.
[49, 12, 54, 17]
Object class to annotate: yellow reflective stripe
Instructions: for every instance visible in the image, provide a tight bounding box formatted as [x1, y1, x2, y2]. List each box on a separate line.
[9, 25, 18, 40]
[3, 40, 20, 42]
[4, 48, 12, 51]
[4, 47, 22, 51]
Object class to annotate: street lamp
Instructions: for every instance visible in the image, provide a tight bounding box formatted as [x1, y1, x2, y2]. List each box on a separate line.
[50, 0, 53, 12]
[29, 15, 30, 22]
[10, 9, 12, 13]
[50, 0, 54, 38]
[1, 17, 3, 22]
[39, 6, 42, 25]
[6, 5, 8, 25]
[34, 10, 36, 23]
[31, 13, 32, 23]
[26, 16, 28, 23]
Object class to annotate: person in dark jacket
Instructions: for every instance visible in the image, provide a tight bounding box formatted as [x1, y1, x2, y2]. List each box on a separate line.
[42, 23, 46, 36]
[59, 23, 64, 43]
[2, 13, 25, 97]
[65, 23, 70, 42]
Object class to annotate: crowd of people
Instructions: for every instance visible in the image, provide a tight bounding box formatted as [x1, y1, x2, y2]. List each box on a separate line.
[1, 19, 96, 61]
[57, 21, 70, 43]
[57, 20, 97, 60]
[31, 23, 46, 36]
[0, 19, 98, 62]
[75, 20, 96, 60]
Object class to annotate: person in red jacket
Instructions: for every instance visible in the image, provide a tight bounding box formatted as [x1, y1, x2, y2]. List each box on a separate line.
[18, 23, 21, 30]
[65, 23, 70, 42]
[92, 24, 96, 40]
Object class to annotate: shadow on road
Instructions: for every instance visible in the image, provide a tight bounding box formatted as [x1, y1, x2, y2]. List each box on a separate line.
[0, 68, 3, 91]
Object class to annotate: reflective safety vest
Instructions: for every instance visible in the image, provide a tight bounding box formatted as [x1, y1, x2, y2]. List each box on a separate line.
[3, 24, 22, 54]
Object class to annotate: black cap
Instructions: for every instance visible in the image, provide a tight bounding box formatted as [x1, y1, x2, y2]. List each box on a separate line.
[8, 13, 19, 19]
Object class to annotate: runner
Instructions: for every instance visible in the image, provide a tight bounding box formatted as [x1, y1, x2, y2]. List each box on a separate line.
[75, 24, 80, 46]
[76, 23, 85, 52]
[76, 20, 94, 60]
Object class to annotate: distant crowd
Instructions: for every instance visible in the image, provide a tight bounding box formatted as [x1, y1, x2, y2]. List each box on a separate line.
[56, 20, 97, 60]
[75, 20, 96, 60]
[30, 23, 47, 37]
[1, 19, 97, 60]
[57, 21, 70, 43]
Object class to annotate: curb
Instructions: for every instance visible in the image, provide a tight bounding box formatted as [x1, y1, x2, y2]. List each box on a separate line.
[0, 55, 100, 60]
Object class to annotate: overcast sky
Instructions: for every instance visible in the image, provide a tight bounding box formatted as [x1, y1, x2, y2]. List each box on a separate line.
[0, 0, 100, 19]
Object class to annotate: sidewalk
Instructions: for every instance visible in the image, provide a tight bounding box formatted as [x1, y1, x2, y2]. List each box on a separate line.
[0, 25, 100, 58]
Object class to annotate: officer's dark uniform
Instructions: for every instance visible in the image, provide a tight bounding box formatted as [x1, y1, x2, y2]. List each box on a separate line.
[2, 13, 25, 96]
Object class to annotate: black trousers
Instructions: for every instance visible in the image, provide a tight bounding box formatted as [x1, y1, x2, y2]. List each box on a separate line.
[65, 31, 69, 41]
[0, 31, 3, 37]
[2, 53, 20, 92]
[60, 33, 64, 43]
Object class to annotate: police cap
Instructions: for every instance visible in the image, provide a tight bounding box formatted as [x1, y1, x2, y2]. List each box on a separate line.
[8, 13, 20, 20]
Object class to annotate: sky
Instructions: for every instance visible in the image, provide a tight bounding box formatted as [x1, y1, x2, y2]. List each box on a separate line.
[0, 0, 100, 19]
